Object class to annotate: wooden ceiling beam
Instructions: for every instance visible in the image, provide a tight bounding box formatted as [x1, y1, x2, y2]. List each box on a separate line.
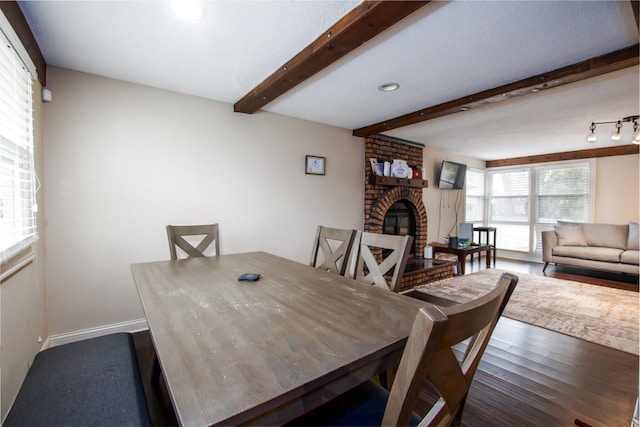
[353, 44, 640, 137]
[234, 0, 430, 114]
[485, 144, 640, 168]
[0, 1, 46, 86]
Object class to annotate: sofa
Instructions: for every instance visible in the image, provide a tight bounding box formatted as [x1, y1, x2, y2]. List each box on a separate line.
[542, 221, 639, 275]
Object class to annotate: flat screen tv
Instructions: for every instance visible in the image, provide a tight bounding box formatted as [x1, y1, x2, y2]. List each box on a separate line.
[438, 160, 467, 189]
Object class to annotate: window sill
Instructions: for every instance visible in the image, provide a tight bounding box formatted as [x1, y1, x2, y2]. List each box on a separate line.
[1, 245, 36, 283]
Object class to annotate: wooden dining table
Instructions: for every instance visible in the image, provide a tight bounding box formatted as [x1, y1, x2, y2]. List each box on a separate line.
[131, 251, 427, 426]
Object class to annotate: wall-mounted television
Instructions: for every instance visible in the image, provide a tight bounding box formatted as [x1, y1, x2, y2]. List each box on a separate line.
[438, 160, 467, 189]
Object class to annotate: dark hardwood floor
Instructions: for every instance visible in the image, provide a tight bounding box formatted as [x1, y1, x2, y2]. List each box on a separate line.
[133, 258, 639, 427]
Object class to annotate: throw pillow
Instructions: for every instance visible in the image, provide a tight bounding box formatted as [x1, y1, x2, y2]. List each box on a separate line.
[554, 225, 588, 247]
[629, 222, 639, 251]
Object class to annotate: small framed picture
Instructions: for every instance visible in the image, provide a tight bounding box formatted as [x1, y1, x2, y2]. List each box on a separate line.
[306, 155, 325, 175]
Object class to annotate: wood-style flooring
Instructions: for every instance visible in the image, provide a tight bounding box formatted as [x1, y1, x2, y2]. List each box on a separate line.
[132, 258, 639, 427]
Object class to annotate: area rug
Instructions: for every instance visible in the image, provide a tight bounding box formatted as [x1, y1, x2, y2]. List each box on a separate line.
[412, 269, 639, 355]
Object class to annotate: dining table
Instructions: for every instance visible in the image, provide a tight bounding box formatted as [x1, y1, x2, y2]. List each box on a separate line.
[131, 251, 428, 426]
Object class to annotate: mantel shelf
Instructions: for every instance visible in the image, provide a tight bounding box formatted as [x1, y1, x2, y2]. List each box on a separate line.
[368, 174, 428, 188]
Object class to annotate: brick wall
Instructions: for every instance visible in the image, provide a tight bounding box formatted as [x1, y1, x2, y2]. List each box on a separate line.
[364, 136, 428, 257]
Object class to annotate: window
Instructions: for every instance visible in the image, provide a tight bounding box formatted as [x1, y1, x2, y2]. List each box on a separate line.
[0, 27, 37, 264]
[488, 168, 531, 252]
[536, 163, 590, 223]
[534, 162, 592, 251]
[469, 160, 593, 258]
[465, 168, 485, 223]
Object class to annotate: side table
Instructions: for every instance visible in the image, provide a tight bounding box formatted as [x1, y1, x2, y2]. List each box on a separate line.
[473, 226, 497, 265]
[430, 243, 492, 276]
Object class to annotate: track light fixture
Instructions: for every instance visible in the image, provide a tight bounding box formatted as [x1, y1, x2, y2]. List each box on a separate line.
[586, 115, 639, 144]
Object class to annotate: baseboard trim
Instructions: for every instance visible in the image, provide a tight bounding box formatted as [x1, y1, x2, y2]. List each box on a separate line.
[43, 318, 148, 349]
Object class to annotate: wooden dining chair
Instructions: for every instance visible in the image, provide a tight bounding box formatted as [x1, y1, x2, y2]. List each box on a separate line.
[166, 223, 219, 260]
[349, 231, 413, 292]
[287, 272, 519, 427]
[309, 225, 357, 276]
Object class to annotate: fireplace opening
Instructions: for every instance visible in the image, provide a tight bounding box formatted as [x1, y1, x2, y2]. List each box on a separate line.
[383, 200, 417, 256]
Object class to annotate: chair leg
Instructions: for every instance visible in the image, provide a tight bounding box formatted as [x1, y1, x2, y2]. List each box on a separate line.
[542, 262, 549, 272]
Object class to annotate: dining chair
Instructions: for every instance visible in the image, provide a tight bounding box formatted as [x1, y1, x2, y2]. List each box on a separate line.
[349, 231, 413, 292]
[309, 225, 357, 276]
[166, 223, 219, 260]
[287, 272, 519, 427]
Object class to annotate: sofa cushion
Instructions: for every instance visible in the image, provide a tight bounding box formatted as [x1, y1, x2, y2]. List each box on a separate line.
[628, 222, 639, 251]
[621, 250, 639, 265]
[553, 246, 623, 263]
[581, 223, 628, 249]
[554, 225, 587, 247]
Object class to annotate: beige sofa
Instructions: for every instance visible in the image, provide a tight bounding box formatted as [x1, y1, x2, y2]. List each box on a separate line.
[542, 222, 639, 275]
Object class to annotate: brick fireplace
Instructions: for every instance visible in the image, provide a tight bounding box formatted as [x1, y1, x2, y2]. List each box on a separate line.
[364, 135, 453, 291]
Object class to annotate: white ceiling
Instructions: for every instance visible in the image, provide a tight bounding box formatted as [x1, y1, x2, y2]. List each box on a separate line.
[17, 0, 640, 160]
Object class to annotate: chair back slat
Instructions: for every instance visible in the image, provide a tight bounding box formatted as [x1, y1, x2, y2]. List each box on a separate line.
[349, 231, 413, 292]
[166, 223, 220, 260]
[309, 226, 357, 276]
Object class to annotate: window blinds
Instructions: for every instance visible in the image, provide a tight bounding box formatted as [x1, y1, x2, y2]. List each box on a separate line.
[0, 27, 37, 264]
[536, 163, 590, 222]
[465, 168, 485, 223]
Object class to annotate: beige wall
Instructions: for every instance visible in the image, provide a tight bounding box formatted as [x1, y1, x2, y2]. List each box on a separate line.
[42, 67, 364, 336]
[423, 147, 484, 243]
[594, 154, 639, 224]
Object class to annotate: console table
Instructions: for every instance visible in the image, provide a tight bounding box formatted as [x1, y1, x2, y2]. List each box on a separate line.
[430, 242, 492, 276]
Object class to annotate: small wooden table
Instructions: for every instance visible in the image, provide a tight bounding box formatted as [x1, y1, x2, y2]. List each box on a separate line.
[430, 242, 492, 275]
[474, 226, 497, 264]
[131, 251, 427, 426]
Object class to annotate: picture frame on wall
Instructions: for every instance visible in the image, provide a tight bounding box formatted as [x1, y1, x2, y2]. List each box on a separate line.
[305, 155, 325, 175]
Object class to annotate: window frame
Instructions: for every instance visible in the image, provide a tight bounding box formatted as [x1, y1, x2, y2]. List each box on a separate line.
[0, 22, 38, 270]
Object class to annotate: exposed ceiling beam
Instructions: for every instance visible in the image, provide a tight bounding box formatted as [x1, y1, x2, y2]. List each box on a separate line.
[234, 0, 430, 114]
[486, 144, 640, 168]
[0, 1, 46, 86]
[353, 44, 640, 137]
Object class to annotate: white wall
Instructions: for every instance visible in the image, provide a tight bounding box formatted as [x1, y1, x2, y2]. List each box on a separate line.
[42, 67, 364, 336]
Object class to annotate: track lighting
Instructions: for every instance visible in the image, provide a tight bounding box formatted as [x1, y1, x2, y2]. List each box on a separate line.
[586, 115, 639, 144]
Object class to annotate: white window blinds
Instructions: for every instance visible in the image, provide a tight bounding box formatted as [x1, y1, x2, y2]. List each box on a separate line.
[536, 163, 590, 223]
[465, 168, 485, 223]
[0, 27, 37, 264]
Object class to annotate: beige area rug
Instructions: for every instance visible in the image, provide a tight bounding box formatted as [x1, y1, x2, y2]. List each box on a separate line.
[413, 269, 639, 356]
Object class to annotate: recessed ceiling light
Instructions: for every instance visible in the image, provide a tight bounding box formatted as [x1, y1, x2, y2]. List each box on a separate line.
[378, 82, 399, 92]
[171, 0, 204, 20]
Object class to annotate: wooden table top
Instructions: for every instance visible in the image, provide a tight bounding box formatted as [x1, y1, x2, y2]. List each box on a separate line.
[131, 251, 427, 426]
[430, 242, 491, 253]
